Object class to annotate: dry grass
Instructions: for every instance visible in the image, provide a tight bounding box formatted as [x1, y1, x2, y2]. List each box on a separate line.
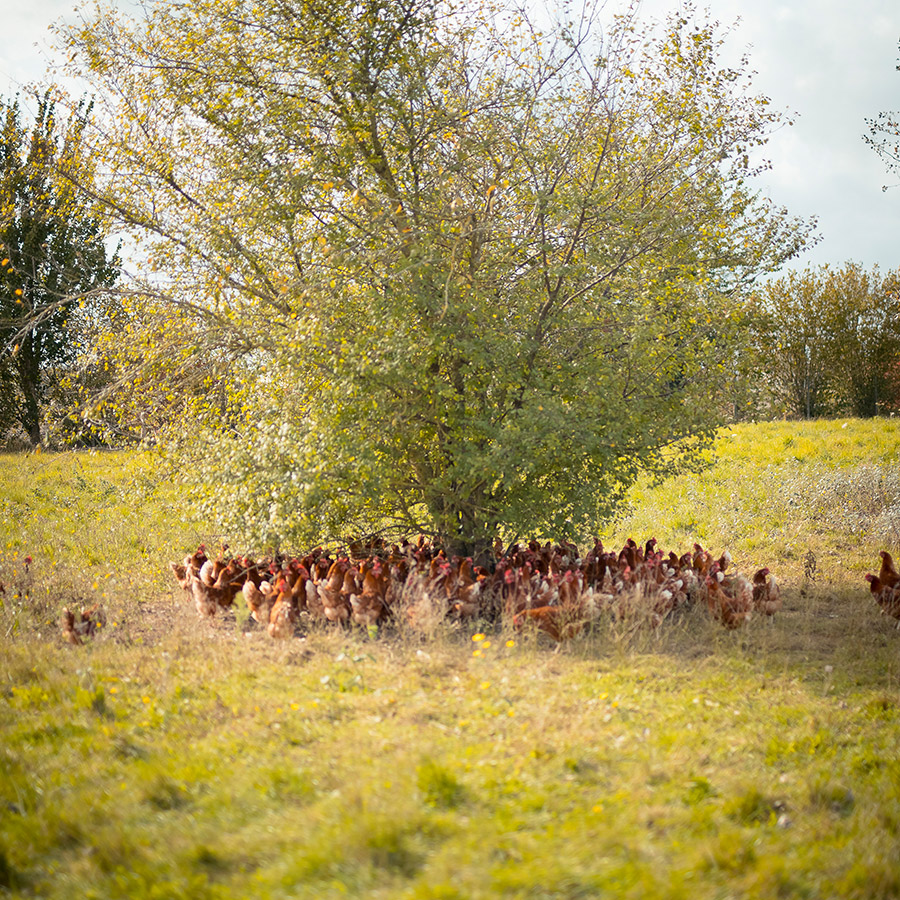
[2, 421, 900, 898]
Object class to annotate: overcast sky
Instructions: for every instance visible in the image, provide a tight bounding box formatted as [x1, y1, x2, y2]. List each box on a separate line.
[2, 0, 898, 273]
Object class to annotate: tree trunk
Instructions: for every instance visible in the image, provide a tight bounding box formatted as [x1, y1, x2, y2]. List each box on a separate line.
[428, 493, 496, 568]
[16, 337, 42, 446]
[21, 383, 41, 446]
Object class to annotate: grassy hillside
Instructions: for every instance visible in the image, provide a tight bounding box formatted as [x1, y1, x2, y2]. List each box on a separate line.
[1, 420, 900, 899]
[612, 418, 900, 580]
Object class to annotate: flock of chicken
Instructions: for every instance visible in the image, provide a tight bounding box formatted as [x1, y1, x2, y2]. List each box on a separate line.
[47, 541, 900, 647]
[167, 536, 783, 641]
[865, 551, 900, 625]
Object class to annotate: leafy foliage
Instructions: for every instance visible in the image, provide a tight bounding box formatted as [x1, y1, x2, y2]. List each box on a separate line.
[0, 94, 119, 445]
[62, 0, 814, 553]
[753, 264, 900, 419]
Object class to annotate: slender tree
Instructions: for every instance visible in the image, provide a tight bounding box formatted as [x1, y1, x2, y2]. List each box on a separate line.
[0, 93, 119, 445]
[63, 0, 814, 555]
[865, 40, 900, 188]
[753, 271, 832, 419]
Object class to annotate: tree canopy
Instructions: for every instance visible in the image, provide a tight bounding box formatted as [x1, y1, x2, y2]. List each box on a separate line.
[0, 94, 119, 445]
[62, 0, 815, 556]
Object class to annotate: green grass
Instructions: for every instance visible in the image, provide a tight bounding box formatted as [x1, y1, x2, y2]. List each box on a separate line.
[2, 420, 900, 898]
[612, 417, 900, 580]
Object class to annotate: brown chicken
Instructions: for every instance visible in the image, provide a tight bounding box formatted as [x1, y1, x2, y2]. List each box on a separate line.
[501, 563, 534, 617]
[288, 562, 312, 613]
[319, 558, 351, 623]
[350, 558, 390, 627]
[268, 577, 297, 639]
[513, 605, 585, 642]
[751, 567, 782, 618]
[878, 551, 900, 590]
[452, 558, 485, 619]
[706, 573, 752, 629]
[556, 569, 583, 609]
[244, 577, 276, 624]
[60, 603, 106, 644]
[866, 574, 900, 624]
[61, 607, 81, 644]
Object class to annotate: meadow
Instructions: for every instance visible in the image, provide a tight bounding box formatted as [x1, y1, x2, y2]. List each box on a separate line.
[2, 419, 900, 899]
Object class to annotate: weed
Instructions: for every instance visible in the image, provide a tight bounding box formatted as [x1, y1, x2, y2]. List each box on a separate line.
[808, 780, 855, 817]
[724, 788, 784, 826]
[417, 760, 466, 810]
[683, 776, 718, 805]
[0, 845, 18, 890]
[144, 774, 192, 811]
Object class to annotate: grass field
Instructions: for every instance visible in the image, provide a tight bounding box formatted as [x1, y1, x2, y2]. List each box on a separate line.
[2, 419, 900, 899]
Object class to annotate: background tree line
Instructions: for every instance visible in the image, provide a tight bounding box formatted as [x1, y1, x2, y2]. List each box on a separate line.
[0, 93, 119, 447]
[722, 263, 900, 422]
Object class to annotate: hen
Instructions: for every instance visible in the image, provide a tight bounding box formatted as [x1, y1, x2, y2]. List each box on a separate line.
[706, 572, 752, 629]
[751, 567, 782, 618]
[268, 576, 298, 639]
[349, 558, 390, 627]
[513, 605, 585, 643]
[878, 551, 900, 590]
[319, 558, 352, 623]
[453, 558, 486, 620]
[244, 577, 276, 624]
[865, 574, 900, 624]
[60, 603, 106, 644]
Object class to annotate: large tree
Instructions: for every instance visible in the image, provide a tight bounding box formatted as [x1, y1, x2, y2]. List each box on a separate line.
[62, 0, 814, 555]
[0, 94, 120, 445]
